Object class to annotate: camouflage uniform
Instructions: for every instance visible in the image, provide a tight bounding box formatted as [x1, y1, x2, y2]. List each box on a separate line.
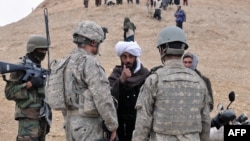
[4, 35, 51, 141]
[64, 48, 118, 141]
[132, 59, 211, 141]
[5, 59, 49, 141]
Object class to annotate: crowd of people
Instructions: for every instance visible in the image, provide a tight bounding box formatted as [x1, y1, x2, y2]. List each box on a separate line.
[2, 1, 215, 141]
[84, 0, 187, 29]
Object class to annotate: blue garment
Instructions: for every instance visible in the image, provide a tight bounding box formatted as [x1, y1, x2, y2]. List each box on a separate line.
[125, 35, 134, 42]
[175, 9, 186, 22]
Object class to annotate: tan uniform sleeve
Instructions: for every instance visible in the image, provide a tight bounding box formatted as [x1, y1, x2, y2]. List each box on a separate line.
[132, 74, 158, 141]
[84, 57, 118, 131]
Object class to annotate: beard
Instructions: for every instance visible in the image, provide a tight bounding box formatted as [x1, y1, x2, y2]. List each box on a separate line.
[123, 61, 137, 73]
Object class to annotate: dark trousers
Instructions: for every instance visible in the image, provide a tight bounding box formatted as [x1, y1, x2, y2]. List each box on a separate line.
[95, 0, 102, 6]
[169, 0, 173, 4]
[125, 35, 134, 42]
[149, 0, 153, 7]
[174, 0, 180, 5]
[183, 0, 188, 6]
[83, 0, 88, 8]
[153, 9, 161, 20]
[176, 21, 183, 29]
[117, 0, 123, 4]
[17, 118, 48, 141]
[117, 118, 135, 141]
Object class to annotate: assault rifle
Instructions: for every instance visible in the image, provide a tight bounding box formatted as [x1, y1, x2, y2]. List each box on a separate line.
[0, 57, 49, 82]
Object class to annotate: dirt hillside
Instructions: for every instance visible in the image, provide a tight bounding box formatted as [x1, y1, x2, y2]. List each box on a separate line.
[0, 0, 250, 140]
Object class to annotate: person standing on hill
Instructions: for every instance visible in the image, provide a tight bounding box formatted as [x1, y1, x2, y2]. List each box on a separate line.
[123, 17, 136, 42]
[96, 0, 102, 7]
[108, 41, 150, 141]
[146, 0, 154, 17]
[174, 0, 180, 5]
[162, 0, 168, 10]
[117, 0, 123, 5]
[83, 0, 89, 8]
[4, 35, 52, 141]
[183, 0, 188, 6]
[174, 5, 186, 29]
[153, 0, 162, 21]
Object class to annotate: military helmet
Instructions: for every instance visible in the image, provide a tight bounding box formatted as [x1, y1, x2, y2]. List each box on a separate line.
[156, 26, 188, 50]
[73, 21, 104, 44]
[26, 35, 47, 53]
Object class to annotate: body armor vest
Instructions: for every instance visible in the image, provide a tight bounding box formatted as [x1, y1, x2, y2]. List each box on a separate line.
[153, 67, 207, 135]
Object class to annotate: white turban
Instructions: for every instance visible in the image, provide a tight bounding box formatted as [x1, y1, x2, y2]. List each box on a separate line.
[115, 41, 142, 73]
[115, 41, 141, 57]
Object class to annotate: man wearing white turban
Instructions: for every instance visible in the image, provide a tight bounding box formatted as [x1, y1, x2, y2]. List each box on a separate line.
[108, 41, 150, 141]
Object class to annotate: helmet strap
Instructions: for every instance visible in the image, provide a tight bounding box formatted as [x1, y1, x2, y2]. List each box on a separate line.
[89, 40, 101, 55]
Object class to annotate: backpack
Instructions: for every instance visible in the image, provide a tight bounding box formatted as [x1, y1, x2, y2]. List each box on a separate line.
[45, 56, 71, 111]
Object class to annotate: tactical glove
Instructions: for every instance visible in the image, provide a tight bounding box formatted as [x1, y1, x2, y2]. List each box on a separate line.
[30, 76, 45, 88]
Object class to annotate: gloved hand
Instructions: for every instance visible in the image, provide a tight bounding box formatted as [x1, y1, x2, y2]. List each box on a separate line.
[30, 76, 45, 88]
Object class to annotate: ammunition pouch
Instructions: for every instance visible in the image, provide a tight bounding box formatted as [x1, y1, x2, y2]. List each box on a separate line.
[16, 94, 34, 109]
[79, 89, 99, 117]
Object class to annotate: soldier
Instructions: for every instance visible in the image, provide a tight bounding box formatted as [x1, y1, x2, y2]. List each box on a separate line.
[63, 21, 118, 141]
[132, 26, 211, 141]
[108, 41, 150, 141]
[4, 35, 51, 141]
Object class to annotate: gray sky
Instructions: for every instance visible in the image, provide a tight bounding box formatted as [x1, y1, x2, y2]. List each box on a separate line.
[0, 0, 44, 26]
